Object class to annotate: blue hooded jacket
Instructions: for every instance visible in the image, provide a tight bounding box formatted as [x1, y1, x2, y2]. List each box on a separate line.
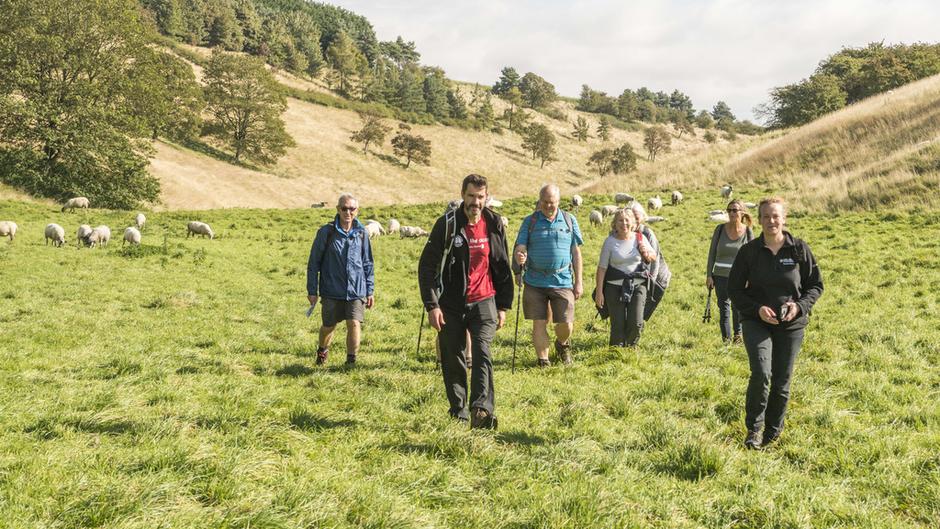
[306, 217, 375, 300]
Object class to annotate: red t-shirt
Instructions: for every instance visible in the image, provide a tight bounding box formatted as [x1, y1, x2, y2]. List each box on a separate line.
[464, 217, 495, 303]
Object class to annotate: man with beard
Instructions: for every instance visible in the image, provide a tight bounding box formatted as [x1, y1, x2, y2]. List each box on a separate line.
[418, 174, 514, 429]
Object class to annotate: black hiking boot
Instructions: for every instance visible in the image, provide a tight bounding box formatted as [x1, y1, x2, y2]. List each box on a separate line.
[345, 354, 356, 365]
[315, 346, 328, 366]
[537, 358, 551, 368]
[470, 407, 497, 430]
[744, 430, 762, 450]
[555, 340, 573, 365]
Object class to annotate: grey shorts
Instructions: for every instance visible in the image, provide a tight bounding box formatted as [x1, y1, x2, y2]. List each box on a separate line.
[522, 285, 575, 323]
[321, 297, 365, 327]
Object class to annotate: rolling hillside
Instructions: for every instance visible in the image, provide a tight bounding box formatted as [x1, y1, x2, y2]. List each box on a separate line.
[147, 45, 722, 210]
[587, 73, 940, 212]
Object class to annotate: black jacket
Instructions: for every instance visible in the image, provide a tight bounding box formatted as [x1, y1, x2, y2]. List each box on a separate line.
[728, 231, 823, 330]
[418, 207, 514, 313]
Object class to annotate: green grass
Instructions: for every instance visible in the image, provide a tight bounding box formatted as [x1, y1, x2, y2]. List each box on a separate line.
[0, 193, 938, 528]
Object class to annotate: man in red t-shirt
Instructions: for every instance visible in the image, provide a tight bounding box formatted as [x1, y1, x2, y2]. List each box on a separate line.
[418, 174, 514, 429]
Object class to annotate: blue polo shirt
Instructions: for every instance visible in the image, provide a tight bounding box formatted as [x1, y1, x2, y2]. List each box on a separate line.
[515, 210, 583, 288]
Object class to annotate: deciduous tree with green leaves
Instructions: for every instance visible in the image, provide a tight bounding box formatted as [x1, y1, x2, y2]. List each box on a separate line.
[519, 72, 557, 108]
[643, 126, 671, 162]
[202, 49, 295, 164]
[350, 113, 392, 154]
[522, 123, 557, 168]
[127, 47, 204, 141]
[572, 116, 590, 141]
[391, 124, 431, 168]
[492, 67, 520, 96]
[0, 0, 160, 209]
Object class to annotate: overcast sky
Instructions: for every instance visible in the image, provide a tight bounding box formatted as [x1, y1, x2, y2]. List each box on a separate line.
[334, 0, 939, 123]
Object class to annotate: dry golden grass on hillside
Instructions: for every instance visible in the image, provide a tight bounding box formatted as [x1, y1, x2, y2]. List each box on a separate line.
[726, 73, 940, 211]
[150, 50, 717, 210]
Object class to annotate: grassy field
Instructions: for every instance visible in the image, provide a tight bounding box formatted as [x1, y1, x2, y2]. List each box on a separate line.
[1, 192, 938, 528]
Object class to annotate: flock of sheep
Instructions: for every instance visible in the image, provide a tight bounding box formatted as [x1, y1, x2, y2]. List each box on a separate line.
[0, 196, 217, 247]
[3, 187, 742, 247]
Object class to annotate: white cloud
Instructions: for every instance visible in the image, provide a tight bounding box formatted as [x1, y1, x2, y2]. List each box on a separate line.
[336, 0, 940, 121]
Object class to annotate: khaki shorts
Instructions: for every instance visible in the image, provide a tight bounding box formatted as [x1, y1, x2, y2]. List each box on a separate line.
[321, 297, 365, 327]
[523, 285, 575, 323]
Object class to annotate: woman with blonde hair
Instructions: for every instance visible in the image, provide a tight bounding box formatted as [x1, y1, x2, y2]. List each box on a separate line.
[729, 197, 823, 449]
[706, 199, 754, 343]
[594, 209, 657, 346]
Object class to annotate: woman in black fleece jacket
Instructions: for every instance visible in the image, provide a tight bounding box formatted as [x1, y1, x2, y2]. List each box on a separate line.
[729, 197, 823, 450]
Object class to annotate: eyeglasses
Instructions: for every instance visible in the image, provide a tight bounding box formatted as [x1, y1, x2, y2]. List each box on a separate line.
[339, 207, 357, 212]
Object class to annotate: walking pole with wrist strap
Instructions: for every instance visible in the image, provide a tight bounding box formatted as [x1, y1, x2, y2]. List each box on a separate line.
[702, 286, 713, 323]
[416, 308, 425, 358]
[512, 264, 524, 374]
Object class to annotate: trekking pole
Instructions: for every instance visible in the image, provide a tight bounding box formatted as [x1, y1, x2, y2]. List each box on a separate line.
[512, 265, 524, 374]
[702, 286, 713, 323]
[416, 309, 425, 358]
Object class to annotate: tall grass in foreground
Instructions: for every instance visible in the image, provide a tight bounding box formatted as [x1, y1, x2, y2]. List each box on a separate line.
[0, 193, 938, 528]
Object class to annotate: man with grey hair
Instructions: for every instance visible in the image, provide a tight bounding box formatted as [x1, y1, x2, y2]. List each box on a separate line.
[307, 193, 375, 366]
[514, 184, 584, 366]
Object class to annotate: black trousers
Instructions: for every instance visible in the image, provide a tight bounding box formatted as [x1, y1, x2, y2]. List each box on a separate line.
[714, 275, 742, 340]
[743, 320, 805, 438]
[603, 279, 648, 347]
[439, 297, 497, 419]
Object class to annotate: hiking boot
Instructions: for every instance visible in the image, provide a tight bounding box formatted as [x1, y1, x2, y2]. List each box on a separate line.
[537, 358, 551, 368]
[555, 340, 573, 365]
[732, 333, 743, 345]
[761, 432, 780, 448]
[345, 354, 356, 365]
[315, 346, 329, 365]
[470, 407, 497, 430]
[744, 430, 762, 450]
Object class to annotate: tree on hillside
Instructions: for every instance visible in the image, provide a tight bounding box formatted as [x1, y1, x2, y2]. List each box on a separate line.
[587, 142, 637, 176]
[703, 130, 718, 144]
[422, 67, 449, 118]
[206, 1, 243, 51]
[127, 48, 204, 141]
[475, 94, 496, 129]
[0, 0, 160, 209]
[522, 123, 557, 168]
[643, 126, 671, 161]
[492, 67, 521, 96]
[500, 86, 525, 131]
[202, 49, 295, 164]
[572, 116, 590, 141]
[668, 89, 694, 118]
[670, 113, 695, 139]
[637, 99, 658, 122]
[447, 88, 468, 119]
[695, 110, 714, 129]
[391, 125, 431, 168]
[519, 72, 557, 108]
[711, 101, 736, 124]
[587, 149, 614, 176]
[617, 89, 639, 121]
[597, 116, 611, 142]
[325, 30, 368, 96]
[762, 73, 847, 128]
[350, 113, 392, 154]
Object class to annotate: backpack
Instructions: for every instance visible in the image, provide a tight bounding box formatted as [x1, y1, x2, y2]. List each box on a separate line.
[511, 210, 574, 277]
[435, 207, 460, 295]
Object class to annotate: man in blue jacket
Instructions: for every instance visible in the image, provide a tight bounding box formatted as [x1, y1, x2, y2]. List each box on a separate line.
[307, 194, 375, 365]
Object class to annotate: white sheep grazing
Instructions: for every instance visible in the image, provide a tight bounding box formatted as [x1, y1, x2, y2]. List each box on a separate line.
[601, 205, 619, 217]
[446, 199, 462, 211]
[571, 194, 583, 207]
[0, 221, 17, 241]
[648, 196, 663, 211]
[671, 191, 683, 206]
[387, 218, 401, 234]
[44, 223, 66, 247]
[720, 184, 733, 198]
[187, 221, 214, 239]
[364, 220, 384, 240]
[135, 213, 146, 230]
[61, 197, 90, 212]
[123, 226, 141, 246]
[485, 197, 503, 208]
[589, 210, 603, 226]
[399, 226, 428, 238]
[709, 212, 730, 223]
[743, 201, 757, 209]
[310, 201, 327, 208]
[76, 224, 93, 247]
[614, 193, 634, 204]
[646, 216, 666, 224]
[88, 225, 111, 247]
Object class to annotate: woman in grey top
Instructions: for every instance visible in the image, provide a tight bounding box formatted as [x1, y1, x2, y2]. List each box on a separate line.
[706, 199, 754, 342]
[594, 209, 656, 346]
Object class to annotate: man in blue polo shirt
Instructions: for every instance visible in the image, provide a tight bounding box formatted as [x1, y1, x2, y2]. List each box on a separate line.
[514, 184, 584, 366]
